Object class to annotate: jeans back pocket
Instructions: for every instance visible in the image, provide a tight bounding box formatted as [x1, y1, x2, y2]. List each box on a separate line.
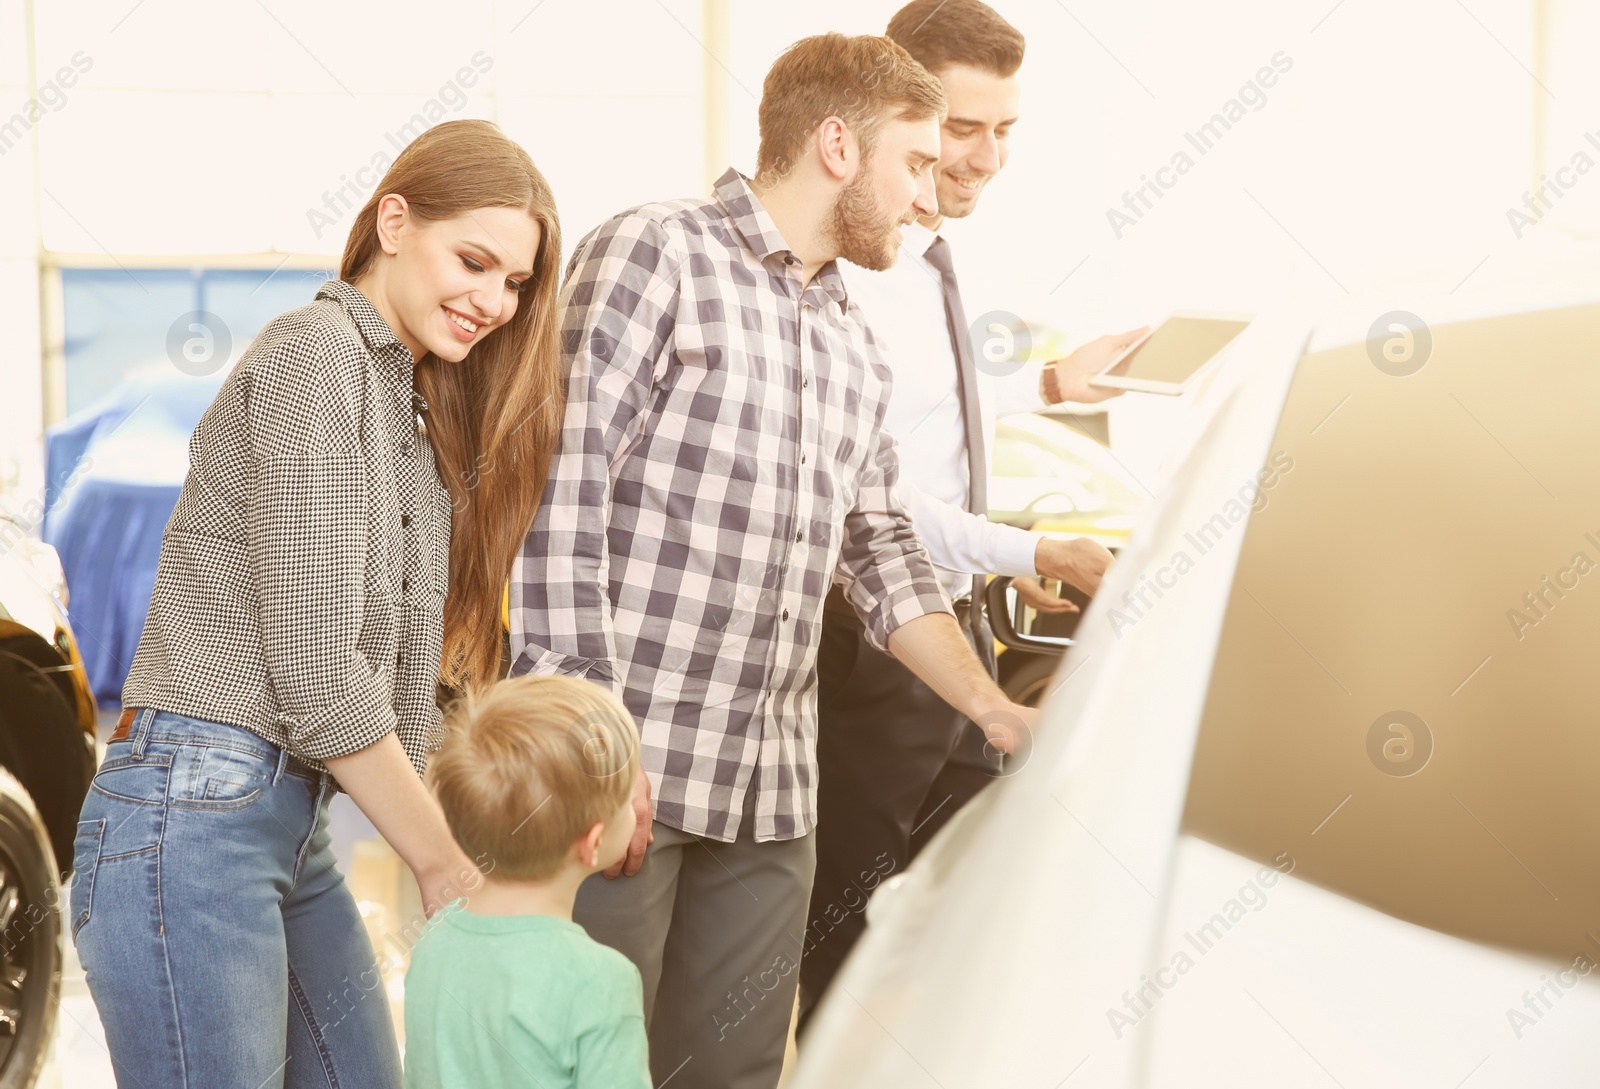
[69, 818, 103, 941]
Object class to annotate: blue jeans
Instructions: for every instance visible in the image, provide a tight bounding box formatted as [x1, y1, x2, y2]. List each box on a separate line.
[71, 709, 403, 1089]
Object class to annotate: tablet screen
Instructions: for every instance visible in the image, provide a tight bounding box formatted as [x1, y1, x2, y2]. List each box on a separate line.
[1103, 316, 1252, 384]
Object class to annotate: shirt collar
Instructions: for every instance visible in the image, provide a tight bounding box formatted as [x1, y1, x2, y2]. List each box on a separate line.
[712, 167, 850, 310]
[902, 220, 940, 259]
[315, 279, 413, 364]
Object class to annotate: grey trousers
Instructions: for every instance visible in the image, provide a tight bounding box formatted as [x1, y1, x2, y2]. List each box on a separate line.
[574, 808, 817, 1089]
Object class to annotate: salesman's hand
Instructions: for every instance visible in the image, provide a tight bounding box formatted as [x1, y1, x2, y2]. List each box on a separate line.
[1012, 575, 1079, 615]
[1035, 536, 1115, 598]
[605, 768, 654, 879]
[1046, 326, 1149, 405]
[973, 701, 1038, 756]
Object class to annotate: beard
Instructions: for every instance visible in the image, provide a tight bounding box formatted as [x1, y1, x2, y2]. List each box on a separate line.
[828, 165, 901, 272]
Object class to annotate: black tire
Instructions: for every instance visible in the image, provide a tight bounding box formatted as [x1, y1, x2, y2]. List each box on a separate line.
[1000, 651, 1062, 708]
[0, 642, 96, 880]
[0, 768, 61, 1089]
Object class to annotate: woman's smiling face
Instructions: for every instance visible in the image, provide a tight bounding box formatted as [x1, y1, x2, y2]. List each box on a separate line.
[373, 198, 540, 364]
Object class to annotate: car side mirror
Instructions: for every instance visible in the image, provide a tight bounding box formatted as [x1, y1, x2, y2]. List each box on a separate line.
[984, 576, 1078, 653]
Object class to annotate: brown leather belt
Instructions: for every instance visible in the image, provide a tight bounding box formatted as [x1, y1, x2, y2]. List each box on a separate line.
[109, 707, 138, 744]
[108, 708, 321, 782]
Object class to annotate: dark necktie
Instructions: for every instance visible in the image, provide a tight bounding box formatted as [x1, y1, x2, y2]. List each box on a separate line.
[922, 236, 995, 668]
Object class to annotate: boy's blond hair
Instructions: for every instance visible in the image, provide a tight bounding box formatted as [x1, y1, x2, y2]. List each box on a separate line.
[429, 675, 641, 880]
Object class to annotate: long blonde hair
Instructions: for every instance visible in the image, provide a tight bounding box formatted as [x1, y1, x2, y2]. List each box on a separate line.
[340, 119, 563, 690]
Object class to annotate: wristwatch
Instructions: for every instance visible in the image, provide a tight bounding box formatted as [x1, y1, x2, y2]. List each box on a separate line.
[1040, 364, 1063, 404]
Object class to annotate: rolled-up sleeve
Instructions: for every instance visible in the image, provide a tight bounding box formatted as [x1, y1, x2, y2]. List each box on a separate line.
[245, 335, 396, 760]
[835, 422, 952, 652]
[510, 214, 682, 688]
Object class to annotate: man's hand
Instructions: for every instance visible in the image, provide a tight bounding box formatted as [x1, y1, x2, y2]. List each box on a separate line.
[325, 733, 484, 920]
[1012, 575, 1078, 614]
[605, 768, 654, 879]
[973, 701, 1037, 756]
[1045, 326, 1149, 405]
[1034, 536, 1114, 597]
[889, 614, 1041, 758]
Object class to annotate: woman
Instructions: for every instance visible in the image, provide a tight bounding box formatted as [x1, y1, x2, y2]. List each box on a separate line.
[70, 119, 564, 1088]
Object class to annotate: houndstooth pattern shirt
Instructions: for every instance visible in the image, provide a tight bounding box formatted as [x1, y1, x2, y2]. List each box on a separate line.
[123, 279, 452, 778]
[510, 169, 951, 843]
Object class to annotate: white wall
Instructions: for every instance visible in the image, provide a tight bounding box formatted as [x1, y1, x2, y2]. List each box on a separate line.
[1, 0, 1582, 500]
[0, 0, 712, 504]
[29, 0, 705, 258]
[1539, 0, 1600, 240]
[1, 0, 45, 507]
[723, 0, 1549, 479]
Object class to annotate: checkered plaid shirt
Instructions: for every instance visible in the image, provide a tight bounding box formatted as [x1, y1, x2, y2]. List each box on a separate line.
[123, 280, 451, 777]
[510, 169, 950, 843]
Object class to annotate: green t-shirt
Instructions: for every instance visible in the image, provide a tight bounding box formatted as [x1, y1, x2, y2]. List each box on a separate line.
[403, 902, 650, 1089]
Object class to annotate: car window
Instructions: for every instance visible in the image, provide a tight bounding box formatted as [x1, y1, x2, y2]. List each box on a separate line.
[1182, 303, 1600, 962]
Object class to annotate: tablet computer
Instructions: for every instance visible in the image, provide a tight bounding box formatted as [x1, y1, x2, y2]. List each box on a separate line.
[1088, 312, 1253, 395]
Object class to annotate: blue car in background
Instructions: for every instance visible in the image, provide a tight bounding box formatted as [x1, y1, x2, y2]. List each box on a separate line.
[43, 265, 329, 705]
[43, 367, 227, 705]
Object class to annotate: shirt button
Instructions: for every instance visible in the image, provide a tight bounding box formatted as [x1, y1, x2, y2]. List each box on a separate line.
[401, 513, 411, 527]
[800, 454, 807, 465]
[396, 653, 402, 670]
[802, 375, 810, 388]
[401, 578, 409, 593]
[794, 529, 802, 543]
[782, 608, 790, 621]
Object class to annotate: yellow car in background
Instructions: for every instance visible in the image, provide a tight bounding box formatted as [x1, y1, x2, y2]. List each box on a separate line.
[989, 410, 1146, 704]
[0, 504, 99, 1084]
[498, 407, 1148, 706]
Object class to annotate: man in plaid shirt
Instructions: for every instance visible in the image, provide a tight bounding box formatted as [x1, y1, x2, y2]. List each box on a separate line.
[511, 32, 1033, 1087]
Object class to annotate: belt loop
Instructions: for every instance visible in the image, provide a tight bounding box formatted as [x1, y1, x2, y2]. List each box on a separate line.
[131, 708, 156, 758]
[272, 746, 289, 786]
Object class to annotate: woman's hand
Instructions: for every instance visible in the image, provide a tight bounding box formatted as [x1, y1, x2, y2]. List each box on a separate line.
[324, 733, 477, 918]
[414, 852, 485, 918]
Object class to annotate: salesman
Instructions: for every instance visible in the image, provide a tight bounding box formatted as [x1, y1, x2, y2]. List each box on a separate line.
[799, 0, 1147, 1029]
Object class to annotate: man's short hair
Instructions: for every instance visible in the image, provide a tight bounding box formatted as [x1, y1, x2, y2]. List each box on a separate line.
[428, 674, 640, 881]
[756, 32, 946, 183]
[886, 0, 1026, 79]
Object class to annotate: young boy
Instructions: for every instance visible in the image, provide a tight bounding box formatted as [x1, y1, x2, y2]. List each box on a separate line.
[403, 675, 651, 1089]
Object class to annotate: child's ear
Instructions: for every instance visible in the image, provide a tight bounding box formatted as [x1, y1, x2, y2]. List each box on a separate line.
[580, 821, 606, 869]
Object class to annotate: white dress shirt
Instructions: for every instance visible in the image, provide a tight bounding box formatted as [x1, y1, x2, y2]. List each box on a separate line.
[841, 223, 1049, 601]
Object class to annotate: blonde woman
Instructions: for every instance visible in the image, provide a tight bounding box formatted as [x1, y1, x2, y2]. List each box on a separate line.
[71, 119, 563, 1089]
